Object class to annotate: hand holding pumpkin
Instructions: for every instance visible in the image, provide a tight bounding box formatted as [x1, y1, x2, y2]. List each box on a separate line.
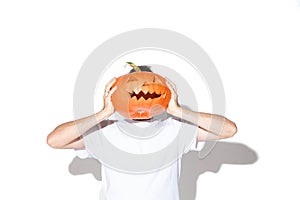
[102, 78, 118, 117]
[165, 79, 181, 116]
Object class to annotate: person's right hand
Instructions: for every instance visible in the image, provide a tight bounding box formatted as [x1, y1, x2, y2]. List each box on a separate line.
[102, 78, 117, 117]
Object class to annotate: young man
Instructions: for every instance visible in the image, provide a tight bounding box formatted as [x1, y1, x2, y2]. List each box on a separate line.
[47, 72, 237, 200]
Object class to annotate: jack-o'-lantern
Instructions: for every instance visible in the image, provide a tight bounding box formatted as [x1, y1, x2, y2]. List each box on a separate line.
[111, 62, 171, 119]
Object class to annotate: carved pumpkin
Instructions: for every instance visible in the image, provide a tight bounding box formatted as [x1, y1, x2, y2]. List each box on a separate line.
[111, 63, 171, 119]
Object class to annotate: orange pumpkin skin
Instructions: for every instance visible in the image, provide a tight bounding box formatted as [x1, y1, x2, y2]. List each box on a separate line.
[111, 72, 171, 119]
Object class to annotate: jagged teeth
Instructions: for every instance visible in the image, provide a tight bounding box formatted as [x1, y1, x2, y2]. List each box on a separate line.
[129, 89, 164, 100]
[142, 87, 148, 94]
[134, 88, 141, 94]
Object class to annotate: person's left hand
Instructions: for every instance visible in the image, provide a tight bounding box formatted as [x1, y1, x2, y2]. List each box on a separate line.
[165, 78, 181, 116]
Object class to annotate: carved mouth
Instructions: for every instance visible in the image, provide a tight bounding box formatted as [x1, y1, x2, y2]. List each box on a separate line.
[129, 90, 165, 100]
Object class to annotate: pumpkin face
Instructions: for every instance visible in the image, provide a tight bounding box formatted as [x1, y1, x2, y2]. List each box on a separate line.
[111, 72, 171, 119]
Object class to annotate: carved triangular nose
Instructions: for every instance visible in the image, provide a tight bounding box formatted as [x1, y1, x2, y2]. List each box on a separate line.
[127, 76, 138, 82]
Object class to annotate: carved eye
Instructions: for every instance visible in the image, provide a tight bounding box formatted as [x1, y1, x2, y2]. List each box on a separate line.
[127, 76, 138, 82]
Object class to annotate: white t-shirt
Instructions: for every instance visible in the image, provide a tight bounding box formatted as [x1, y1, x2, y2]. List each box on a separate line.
[76, 117, 204, 200]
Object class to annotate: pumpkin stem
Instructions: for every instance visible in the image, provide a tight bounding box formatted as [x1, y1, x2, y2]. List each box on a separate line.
[126, 62, 141, 72]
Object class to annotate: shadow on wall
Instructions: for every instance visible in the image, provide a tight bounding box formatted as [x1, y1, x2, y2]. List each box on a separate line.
[69, 141, 258, 200]
[178, 141, 258, 200]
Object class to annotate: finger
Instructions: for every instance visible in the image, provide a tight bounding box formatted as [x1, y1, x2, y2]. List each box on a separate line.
[105, 77, 117, 90]
[107, 86, 118, 97]
[165, 78, 176, 93]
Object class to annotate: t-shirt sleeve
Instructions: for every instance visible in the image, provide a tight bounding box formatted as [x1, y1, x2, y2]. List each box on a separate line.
[73, 123, 103, 159]
[170, 117, 205, 154]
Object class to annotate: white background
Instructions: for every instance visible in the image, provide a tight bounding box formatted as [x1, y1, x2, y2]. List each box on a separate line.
[1, 0, 300, 200]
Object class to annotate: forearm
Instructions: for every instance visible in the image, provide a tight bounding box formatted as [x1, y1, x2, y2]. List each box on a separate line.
[170, 106, 237, 138]
[165, 79, 237, 139]
[47, 109, 111, 149]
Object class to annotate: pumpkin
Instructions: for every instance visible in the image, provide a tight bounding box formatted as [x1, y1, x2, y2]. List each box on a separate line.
[111, 62, 171, 119]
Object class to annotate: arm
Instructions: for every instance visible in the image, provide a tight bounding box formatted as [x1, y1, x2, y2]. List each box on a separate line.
[46, 78, 117, 149]
[166, 80, 237, 141]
